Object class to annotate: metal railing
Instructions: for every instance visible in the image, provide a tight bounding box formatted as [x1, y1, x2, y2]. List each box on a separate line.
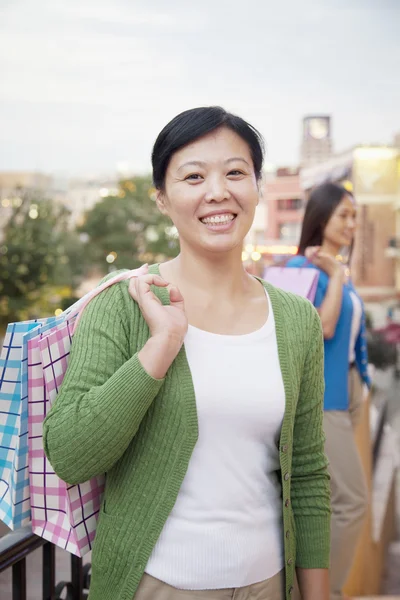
[0, 525, 91, 600]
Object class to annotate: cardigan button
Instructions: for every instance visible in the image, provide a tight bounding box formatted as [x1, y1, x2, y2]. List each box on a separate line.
[284, 473, 290, 481]
[285, 499, 290, 507]
[287, 558, 293, 565]
[289, 586, 294, 595]
[281, 444, 288, 453]
[286, 530, 290, 539]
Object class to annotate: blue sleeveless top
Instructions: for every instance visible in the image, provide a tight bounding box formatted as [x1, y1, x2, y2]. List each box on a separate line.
[286, 255, 370, 410]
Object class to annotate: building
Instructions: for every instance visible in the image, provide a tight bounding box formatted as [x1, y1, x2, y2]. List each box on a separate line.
[300, 144, 400, 308]
[265, 167, 305, 246]
[241, 168, 304, 274]
[300, 115, 333, 167]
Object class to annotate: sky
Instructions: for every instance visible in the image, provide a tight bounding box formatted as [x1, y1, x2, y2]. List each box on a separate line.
[0, 0, 399, 177]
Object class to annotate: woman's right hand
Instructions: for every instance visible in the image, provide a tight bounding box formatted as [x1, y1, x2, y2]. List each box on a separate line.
[129, 274, 188, 343]
[305, 246, 344, 279]
[129, 274, 188, 379]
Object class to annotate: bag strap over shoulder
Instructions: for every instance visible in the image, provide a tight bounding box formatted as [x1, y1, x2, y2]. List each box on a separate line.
[69, 264, 149, 334]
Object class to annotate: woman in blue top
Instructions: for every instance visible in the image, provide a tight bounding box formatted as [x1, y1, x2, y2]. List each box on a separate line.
[287, 182, 370, 600]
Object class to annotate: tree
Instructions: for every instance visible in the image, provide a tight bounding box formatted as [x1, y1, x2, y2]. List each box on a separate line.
[79, 176, 179, 272]
[0, 193, 87, 327]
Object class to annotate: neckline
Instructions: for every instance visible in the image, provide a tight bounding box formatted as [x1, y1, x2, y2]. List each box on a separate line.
[185, 290, 274, 344]
[151, 263, 274, 339]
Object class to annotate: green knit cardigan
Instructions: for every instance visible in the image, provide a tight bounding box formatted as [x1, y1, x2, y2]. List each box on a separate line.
[43, 264, 331, 600]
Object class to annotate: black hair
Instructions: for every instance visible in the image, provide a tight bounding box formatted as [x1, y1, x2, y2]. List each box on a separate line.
[298, 182, 354, 255]
[151, 106, 264, 190]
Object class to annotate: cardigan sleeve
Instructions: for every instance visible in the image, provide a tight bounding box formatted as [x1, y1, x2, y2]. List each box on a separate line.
[43, 282, 164, 485]
[291, 307, 331, 569]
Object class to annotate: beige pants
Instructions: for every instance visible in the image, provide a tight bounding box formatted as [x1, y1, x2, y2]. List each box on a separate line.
[134, 570, 285, 600]
[323, 368, 369, 600]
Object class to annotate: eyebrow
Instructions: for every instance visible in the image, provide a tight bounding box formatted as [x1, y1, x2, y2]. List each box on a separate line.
[177, 157, 250, 171]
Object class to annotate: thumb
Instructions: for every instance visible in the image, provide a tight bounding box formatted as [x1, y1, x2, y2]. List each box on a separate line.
[305, 246, 320, 260]
[169, 285, 184, 305]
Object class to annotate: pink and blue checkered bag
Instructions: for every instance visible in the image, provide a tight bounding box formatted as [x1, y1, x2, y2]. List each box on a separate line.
[0, 317, 59, 529]
[26, 265, 147, 555]
[27, 321, 103, 556]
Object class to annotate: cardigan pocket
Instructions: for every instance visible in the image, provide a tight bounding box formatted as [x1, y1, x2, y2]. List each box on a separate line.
[91, 507, 126, 568]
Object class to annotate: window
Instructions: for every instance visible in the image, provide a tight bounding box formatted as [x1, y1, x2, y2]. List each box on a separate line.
[277, 198, 303, 211]
[279, 222, 301, 242]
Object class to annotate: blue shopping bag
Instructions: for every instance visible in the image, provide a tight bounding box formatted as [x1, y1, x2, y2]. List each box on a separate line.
[0, 318, 58, 529]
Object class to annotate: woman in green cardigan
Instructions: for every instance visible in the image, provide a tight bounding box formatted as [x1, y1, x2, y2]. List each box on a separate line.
[43, 107, 330, 600]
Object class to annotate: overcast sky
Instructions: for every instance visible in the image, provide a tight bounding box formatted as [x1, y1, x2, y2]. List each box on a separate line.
[1, 0, 399, 177]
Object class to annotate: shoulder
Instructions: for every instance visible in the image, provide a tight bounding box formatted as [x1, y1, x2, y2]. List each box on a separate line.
[78, 270, 139, 325]
[285, 255, 308, 268]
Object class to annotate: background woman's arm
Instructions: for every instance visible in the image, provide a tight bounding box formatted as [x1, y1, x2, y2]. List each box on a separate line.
[305, 247, 345, 339]
[317, 268, 344, 339]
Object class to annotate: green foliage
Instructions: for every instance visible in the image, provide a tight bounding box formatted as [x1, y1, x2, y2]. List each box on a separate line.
[0, 193, 87, 326]
[0, 176, 179, 331]
[79, 176, 179, 272]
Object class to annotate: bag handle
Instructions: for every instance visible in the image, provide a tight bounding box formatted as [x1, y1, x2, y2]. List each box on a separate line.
[69, 264, 149, 335]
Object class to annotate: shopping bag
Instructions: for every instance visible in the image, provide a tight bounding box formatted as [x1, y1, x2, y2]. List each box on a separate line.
[263, 266, 319, 303]
[0, 317, 58, 529]
[27, 320, 103, 556]
[28, 265, 147, 556]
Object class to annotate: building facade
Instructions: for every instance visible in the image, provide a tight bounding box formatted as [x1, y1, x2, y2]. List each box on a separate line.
[264, 167, 305, 248]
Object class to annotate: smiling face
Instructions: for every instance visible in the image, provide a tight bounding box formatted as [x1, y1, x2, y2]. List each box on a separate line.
[323, 194, 357, 250]
[156, 127, 260, 256]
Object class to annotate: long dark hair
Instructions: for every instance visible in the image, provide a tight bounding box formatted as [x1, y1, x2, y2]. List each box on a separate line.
[298, 182, 354, 255]
[152, 106, 264, 190]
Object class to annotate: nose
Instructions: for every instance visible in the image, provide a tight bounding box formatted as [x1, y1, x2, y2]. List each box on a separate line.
[347, 215, 357, 230]
[204, 174, 231, 203]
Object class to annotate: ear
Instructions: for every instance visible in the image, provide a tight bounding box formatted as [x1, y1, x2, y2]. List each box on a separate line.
[155, 189, 169, 216]
[256, 175, 265, 206]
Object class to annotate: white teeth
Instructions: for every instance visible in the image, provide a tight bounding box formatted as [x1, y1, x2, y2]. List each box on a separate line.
[201, 214, 235, 225]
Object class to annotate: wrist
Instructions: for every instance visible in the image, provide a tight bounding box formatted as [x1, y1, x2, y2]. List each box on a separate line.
[151, 331, 185, 351]
[138, 333, 184, 380]
[331, 266, 344, 279]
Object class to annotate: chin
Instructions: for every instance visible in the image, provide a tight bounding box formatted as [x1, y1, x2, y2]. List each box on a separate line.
[198, 236, 242, 254]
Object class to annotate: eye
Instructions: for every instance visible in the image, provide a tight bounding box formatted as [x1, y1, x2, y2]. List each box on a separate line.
[228, 169, 244, 176]
[184, 173, 203, 181]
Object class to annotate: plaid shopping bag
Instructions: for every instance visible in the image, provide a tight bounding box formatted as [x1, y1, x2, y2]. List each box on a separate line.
[0, 318, 57, 529]
[27, 320, 104, 557]
[27, 265, 147, 556]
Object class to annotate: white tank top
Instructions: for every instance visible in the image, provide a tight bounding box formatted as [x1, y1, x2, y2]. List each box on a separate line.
[146, 290, 285, 589]
[349, 290, 363, 363]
